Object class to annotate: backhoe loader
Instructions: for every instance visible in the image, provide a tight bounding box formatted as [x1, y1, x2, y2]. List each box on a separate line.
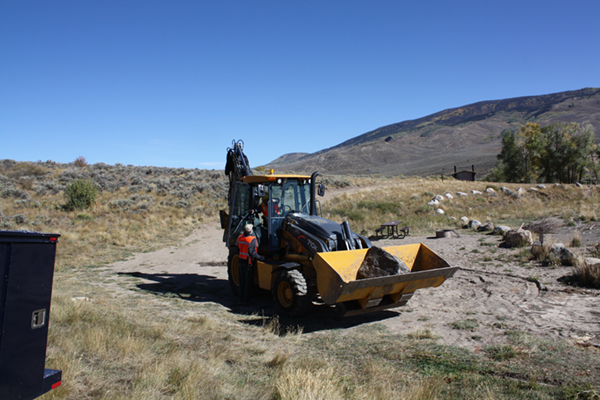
[221, 140, 457, 317]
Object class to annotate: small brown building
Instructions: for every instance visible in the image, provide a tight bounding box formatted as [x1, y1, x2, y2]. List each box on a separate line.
[452, 165, 476, 181]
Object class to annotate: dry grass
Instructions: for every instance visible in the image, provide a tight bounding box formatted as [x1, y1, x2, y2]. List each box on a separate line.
[273, 365, 346, 400]
[321, 177, 600, 237]
[0, 160, 227, 271]
[407, 329, 438, 340]
[570, 230, 583, 247]
[576, 261, 600, 288]
[2, 160, 600, 399]
[47, 284, 292, 399]
[531, 242, 550, 262]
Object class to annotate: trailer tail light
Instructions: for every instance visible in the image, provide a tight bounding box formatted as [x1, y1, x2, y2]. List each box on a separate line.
[49, 237, 58, 242]
[52, 381, 62, 390]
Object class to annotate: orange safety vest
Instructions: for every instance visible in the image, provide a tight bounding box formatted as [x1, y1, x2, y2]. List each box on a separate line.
[260, 203, 269, 217]
[261, 201, 279, 216]
[237, 233, 257, 264]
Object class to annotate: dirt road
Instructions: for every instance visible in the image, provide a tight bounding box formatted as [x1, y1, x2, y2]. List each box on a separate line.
[109, 223, 600, 350]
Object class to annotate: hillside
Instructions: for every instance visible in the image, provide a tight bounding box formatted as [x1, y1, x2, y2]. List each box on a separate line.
[266, 88, 600, 177]
[268, 152, 310, 166]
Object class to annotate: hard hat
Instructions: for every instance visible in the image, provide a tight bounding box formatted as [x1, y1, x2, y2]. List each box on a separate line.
[244, 224, 253, 233]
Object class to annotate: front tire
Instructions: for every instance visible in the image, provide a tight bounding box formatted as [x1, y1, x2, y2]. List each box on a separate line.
[272, 269, 312, 317]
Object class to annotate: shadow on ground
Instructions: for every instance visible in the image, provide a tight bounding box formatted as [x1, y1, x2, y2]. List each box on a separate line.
[239, 307, 400, 335]
[118, 271, 400, 334]
[118, 271, 238, 305]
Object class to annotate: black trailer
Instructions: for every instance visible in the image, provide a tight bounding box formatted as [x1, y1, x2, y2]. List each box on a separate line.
[0, 230, 62, 400]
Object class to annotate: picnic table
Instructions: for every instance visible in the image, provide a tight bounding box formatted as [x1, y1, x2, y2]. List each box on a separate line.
[376, 221, 409, 238]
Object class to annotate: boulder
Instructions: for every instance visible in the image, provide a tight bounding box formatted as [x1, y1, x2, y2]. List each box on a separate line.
[469, 220, 481, 229]
[529, 187, 538, 192]
[456, 192, 468, 196]
[485, 188, 497, 197]
[584, 258, 600, 267]
[576, 182, 583, 188]
[460, 216, 469, 226]
[547, 243, 576, 266]
[427, 199, 439, 206]
[434, 194, 444, 202]
[357, 246, 410, 279]
[477, 222, 494, 232]
[538, 184, 546, 189]
[517, 188, 526, 194]
[444, 193, 454, 199]
[435, 208, 445, 215]
[492, 225, 511, 236]
[501, 187, 518, 197]
[504, 228, 533, 248]
[472, 190, 482, 195]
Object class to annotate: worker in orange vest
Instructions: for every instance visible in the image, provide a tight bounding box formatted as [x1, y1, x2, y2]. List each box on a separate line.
[237, 224, 264, 305]
[258, 195, 280, 217]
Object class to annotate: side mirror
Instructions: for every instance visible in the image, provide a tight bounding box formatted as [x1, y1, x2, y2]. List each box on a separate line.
[317, 184, 325, 197]
[254, 184, 266, 198]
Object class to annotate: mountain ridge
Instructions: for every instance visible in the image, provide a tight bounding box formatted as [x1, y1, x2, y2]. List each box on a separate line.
[267, 88, 600, 177]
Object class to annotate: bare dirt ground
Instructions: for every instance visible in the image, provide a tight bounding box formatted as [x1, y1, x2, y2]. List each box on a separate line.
[108, 222, 600, 351]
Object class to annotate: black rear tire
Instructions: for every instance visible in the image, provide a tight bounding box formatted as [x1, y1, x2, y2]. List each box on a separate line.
[227, 251, 240, 296]
[272, 269, 312, 317]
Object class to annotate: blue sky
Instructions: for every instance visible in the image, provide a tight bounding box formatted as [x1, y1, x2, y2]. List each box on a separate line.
[2, 1, 599, 169]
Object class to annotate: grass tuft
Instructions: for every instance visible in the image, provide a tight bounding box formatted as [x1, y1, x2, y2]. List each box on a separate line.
[274, 366, 346, 400]
[571, 230, 583, 247]
[407, 329, 438, 340]
[450, 319, 479, 330]
[485, 345, 518, 361]
[575, 261, 600, 288]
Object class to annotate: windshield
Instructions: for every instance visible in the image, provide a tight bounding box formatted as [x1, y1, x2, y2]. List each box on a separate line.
[266, 179, 311, 251]
[270, 179, 311, 217]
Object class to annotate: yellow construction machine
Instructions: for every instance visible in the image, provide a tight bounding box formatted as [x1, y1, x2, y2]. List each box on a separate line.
[221, 140, 457, 316]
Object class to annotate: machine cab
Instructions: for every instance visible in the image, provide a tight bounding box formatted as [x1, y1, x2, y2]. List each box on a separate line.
[224, 172, 324, 255]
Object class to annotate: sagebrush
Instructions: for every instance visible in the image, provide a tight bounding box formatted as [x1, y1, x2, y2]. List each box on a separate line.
[63, 179, 98, 210]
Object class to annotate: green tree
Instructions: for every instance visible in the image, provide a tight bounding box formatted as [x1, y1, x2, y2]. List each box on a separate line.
[489, 122, 597, 183]
[494, 130, 524, 182]
[567, 122, 596, 183]
[537, 123, 571, 183]
[539, 122, 596, 183]
[518, 123, 544, 183]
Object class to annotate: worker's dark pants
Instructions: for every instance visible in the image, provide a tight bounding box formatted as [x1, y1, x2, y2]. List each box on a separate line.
[238, 258, 253, 304]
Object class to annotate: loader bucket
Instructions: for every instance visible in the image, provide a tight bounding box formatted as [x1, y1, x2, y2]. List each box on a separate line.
[313, 244, 457, 316]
